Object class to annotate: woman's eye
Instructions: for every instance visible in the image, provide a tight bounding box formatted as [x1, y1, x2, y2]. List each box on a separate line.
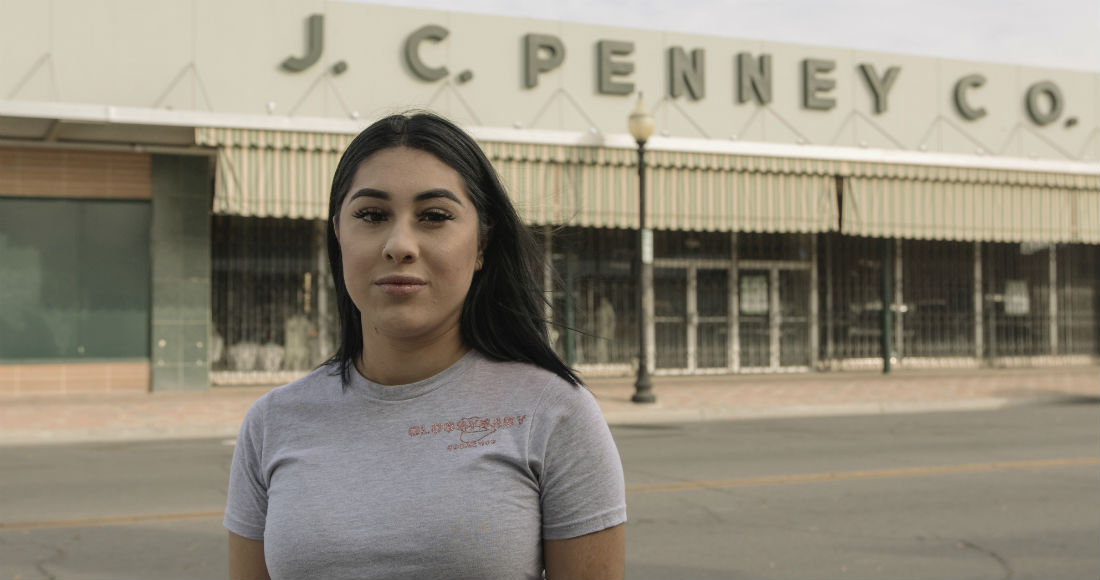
[420, 211, 454, 223]
[353, 208, 387, 223]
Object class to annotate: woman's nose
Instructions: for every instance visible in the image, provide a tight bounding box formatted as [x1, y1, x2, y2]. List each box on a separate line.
[382, 224, 418, 263]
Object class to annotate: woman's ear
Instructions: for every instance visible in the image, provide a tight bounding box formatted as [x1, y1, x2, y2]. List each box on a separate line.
[478, 219, 494, 252]
[332, 216, 340, 242]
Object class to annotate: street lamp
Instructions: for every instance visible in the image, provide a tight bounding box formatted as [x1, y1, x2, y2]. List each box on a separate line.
[628, 93, 656, 404]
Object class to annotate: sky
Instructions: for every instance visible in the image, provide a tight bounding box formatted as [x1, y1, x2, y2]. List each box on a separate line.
[350, 0, 1100, 73]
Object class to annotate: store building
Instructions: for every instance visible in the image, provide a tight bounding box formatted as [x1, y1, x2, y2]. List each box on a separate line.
[1, 0, 1097, 393]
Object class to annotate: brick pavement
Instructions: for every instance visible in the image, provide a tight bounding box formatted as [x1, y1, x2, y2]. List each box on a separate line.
[586, 365, 1099, 424]
[0, 365, 1096, 445]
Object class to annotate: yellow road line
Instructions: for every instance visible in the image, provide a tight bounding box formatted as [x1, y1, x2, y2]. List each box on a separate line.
[0, 510, 225, 531]
[626, 457, 1100, 494]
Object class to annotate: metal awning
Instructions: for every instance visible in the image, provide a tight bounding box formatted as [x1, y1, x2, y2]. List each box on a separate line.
[197, 127, 350, 219]
[842, 162, 1100, 243]
[198, 129, 841, 232]
[197, 127, 1098, 243]
[482, 142, 839, 232]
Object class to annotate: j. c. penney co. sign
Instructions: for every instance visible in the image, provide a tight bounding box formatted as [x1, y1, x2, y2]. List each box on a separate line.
[279, 14, 1074, 129]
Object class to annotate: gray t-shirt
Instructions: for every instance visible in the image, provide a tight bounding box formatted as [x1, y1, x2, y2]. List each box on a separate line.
[224, 349, 627, 580]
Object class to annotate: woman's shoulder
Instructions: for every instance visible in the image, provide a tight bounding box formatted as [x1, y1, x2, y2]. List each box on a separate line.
[468, 351, 594, 409]
[245, 365, 344, 417]
[470, 351, 579, 389]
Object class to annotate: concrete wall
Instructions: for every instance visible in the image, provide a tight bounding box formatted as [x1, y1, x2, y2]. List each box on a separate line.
[1, 0, 1096, 161]
[150, 155, 212, 391]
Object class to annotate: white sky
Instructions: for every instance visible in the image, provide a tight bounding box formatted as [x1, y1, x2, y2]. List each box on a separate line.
[350, 0, 1100, 72]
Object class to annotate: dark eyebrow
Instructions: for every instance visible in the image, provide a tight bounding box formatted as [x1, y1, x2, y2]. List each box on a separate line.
[347, 188, 464, 206]
[414, 189, 464, 205]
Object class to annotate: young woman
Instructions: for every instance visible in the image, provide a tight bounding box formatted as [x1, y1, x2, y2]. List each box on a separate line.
[225, 112, 626, 580]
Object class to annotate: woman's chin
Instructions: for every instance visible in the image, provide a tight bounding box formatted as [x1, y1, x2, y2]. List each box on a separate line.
[367, 319, 460, 344]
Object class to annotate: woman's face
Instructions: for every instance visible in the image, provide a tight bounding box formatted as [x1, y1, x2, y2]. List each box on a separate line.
[335, 147, 483, 346]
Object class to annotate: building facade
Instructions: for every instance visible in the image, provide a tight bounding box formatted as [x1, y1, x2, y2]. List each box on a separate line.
[1, 0, 1097, 393]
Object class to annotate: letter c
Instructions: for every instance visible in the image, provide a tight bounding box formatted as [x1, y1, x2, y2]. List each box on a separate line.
[405, 24, 449, 82]
[954, 74, 987, 121]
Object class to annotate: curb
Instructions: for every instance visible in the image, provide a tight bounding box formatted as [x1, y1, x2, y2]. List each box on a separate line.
[2, 396, 1075, 447]
[0, 424, 244, 447]
[600, 397, 1020, 426]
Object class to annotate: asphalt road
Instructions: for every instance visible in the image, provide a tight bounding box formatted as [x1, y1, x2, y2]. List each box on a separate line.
[1, 402, 1097, 579]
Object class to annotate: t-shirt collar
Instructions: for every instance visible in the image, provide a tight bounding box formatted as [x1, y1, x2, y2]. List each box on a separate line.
[349, 349, 481, 401]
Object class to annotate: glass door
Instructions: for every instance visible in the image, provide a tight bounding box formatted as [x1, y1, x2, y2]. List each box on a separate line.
[696, 268, 730, 369]
[739, 266, 812, 370]
[654, 267, 687, 369]
[738, 269, 771, 368]
[779, 269, 812, 367]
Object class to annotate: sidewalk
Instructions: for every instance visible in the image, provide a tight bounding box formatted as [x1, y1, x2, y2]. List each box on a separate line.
[0, 365, 1096, 446]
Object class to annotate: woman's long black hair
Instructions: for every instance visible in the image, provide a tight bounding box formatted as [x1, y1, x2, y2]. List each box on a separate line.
[324, 111, 581, 386]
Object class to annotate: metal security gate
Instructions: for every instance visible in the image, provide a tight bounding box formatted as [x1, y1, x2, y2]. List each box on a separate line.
[653, 264, 732, 372]
[654, 267, 688, 369]
[697, 268, 731, 368]
[738, 263, 813, 371]
[209, 216, 336, 385]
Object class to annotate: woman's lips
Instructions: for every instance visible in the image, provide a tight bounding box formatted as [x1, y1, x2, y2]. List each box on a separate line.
[375, 276, 426, 297]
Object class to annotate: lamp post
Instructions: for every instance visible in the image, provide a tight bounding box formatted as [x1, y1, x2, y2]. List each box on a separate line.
[628, 93, 656, 404]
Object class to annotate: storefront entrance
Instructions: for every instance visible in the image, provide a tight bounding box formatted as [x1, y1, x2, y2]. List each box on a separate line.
[653, 265, 731, 372]
[652, 260, 813, 373]
[738, 264, 813, 371]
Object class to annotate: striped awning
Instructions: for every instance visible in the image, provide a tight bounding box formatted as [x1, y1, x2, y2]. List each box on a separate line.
[648, 157, 837, 233]
[842, 163, 1100, 243]
[197, 127, 1098, 243]
[197, 127, 351, 219]
[482, 142, 839, 232]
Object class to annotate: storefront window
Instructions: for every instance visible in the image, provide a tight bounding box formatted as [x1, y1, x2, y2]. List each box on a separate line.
[210, 216, 335, 375]
[0, 198, 151, 360]
[1057, 244, 1099, 355]
[550, 227, 637, 366]
[982, 242, 1052, 357]
[821, 234, 889, 361]
[902, 240, 975, 357]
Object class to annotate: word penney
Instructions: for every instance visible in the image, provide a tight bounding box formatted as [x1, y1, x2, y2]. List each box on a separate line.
[280, 14, 1070, 126]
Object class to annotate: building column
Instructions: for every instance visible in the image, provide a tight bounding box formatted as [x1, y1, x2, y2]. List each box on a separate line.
[894, 238, 904, 361]
[686, 266, 697, 373]
[809, 234, 820, 370]
[150, 154, 213, 391]
[824, 234, 835, 364]
[1049, 245, 1059, 355]
[974, 241, 984, 359]
[729, 232, 740, 372]
[880, 238, 894, 373]
[769, 268, 781, 370]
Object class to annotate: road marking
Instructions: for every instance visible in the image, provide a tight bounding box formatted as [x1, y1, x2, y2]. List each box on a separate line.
[0, 510, 225, 531]
[625, 456, 1100, 494]
[3, 458, 1096, 529]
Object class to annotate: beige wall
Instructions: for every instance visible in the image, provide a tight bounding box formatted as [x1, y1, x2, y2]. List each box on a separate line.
[0, 362, 149, 394]
[0, 147, 151, 200]
[1, 0, 1097, 161]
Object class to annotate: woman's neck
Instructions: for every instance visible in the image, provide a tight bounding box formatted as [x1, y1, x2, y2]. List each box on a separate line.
[356, 326, 470, 386]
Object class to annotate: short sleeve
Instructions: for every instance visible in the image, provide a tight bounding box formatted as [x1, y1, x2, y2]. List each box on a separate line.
[529, 381, 627, 540]
[223, 397, 269, 540]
